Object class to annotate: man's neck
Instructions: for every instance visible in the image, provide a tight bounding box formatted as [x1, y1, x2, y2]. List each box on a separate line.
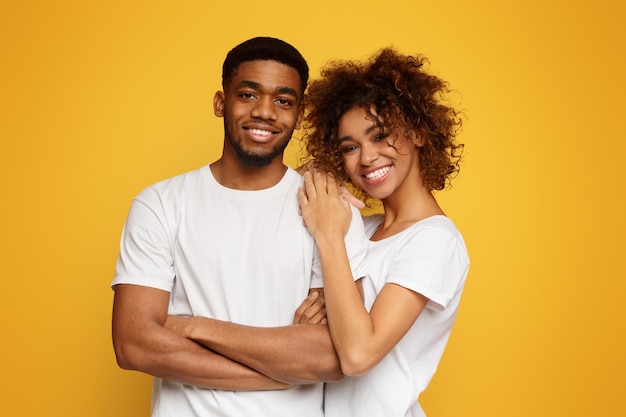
[210, 157, 288, 191]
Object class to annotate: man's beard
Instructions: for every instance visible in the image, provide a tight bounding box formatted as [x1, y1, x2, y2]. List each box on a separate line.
[225, 128, 291, 168]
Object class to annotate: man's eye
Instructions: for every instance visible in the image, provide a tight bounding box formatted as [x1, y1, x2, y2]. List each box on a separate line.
[240, 92, 256, 100]
[275, 98, 292, 106]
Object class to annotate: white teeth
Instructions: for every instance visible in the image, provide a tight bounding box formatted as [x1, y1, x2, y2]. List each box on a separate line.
[249, 128, 271, 136]
[364, 166, 390, 180]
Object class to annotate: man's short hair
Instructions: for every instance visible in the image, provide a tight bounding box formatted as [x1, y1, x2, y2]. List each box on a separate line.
[222, 37, 309, 98]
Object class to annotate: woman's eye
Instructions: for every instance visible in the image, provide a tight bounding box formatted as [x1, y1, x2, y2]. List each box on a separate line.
[341, 145, 357, 154]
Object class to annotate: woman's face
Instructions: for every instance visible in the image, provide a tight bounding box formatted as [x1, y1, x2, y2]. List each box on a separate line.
[337, 106, 419, 200]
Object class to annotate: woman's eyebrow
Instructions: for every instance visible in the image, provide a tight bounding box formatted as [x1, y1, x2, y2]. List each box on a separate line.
[337, 121, 382, 143]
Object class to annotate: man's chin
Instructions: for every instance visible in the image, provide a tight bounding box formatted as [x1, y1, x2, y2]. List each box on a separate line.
[237, 151, 278, 168]
[227, 134, 290, 168]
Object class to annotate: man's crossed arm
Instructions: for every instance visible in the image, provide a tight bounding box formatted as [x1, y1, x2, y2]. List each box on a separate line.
[112, 284, 340, 390]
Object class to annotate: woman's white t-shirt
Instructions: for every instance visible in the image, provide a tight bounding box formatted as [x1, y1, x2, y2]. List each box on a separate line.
[324, 214, 469, 417]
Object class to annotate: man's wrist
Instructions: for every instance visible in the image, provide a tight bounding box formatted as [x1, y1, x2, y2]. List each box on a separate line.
[188, 316, 215, 345]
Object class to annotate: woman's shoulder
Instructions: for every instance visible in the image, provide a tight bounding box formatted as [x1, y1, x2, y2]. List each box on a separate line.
[408, 215, 465, 244]
[415, 214, 457, 231]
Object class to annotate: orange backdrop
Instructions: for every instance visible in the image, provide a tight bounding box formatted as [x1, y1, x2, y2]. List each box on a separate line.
[1, 1, 624, 416]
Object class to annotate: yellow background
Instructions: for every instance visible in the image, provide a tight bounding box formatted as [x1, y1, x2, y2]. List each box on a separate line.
[1, 1, 624, 416]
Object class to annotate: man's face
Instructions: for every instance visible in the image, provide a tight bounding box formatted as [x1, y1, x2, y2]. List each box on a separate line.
[214, 60, 304, 167]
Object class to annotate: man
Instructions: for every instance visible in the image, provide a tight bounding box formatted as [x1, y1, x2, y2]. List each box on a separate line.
[111, 37, 366, 416]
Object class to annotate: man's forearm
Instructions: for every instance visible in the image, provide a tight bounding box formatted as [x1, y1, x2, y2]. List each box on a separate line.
[112, 285, 290, 391]
[116, 325, 291, 390]
[177, 317, 344, 384]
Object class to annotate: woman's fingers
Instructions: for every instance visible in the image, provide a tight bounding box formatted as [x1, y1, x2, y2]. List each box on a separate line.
[339, 184, 365, 209]
[303, 170, 318, 197]
[293, 291, 326, 324]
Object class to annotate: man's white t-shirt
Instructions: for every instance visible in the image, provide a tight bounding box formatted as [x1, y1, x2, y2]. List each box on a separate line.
[324, 214, 469, 417]
[112, 165, 366, 417]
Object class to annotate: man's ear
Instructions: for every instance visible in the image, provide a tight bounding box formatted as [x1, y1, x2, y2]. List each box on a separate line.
[213, 91, 225, 117]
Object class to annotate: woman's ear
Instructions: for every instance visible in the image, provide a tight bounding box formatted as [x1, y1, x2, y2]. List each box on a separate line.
[410, 129, 425, 147]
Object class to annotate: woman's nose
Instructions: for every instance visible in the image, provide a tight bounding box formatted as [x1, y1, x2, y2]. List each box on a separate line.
[360, 143, 379, 166]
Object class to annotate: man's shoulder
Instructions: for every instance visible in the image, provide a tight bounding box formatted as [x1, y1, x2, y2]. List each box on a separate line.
[283, 166, 303, 185]
[135, 165, 209, 203]
[148, 165, 209, 190]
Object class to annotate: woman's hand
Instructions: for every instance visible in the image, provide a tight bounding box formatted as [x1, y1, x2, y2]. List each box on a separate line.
[339, 183, 365, 209]
[293, 290, 327, 325]
[298, 170, 353, 240]
[297, 163, 364, 209]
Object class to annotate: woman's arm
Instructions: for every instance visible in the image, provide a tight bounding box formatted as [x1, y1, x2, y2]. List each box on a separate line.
[298, 171, 428, 376]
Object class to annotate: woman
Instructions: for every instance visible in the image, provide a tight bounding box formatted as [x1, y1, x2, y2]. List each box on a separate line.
[298, 47, 469, 417]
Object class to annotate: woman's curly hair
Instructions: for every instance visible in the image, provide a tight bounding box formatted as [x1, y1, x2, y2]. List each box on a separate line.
[303, 47, 464, 196]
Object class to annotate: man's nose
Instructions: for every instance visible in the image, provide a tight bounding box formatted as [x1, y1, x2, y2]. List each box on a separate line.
[251, 97, 277, 120]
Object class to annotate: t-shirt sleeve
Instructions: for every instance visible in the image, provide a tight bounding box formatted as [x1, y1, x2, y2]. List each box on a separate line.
[310, 244, 323, 289]
[344, 205, 367, 280]
[387, 226, 468, 311]
[111, 189, 176, 292]
[310, 204, 368, 288]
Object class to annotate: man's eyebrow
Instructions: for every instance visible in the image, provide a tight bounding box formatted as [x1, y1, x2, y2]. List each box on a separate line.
[275, 86, 298, 99]
[237, 80, 262, 90]
[236, 81, 298, 99]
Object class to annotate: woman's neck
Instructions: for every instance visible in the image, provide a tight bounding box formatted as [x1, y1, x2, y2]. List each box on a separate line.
[373, 185, 444, 241]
